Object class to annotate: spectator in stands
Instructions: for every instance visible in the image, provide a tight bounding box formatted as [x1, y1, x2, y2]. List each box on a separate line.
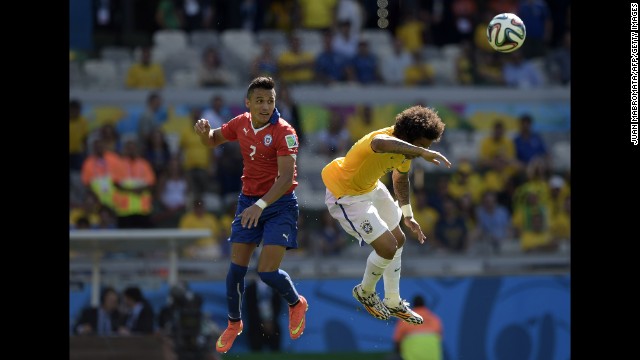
[119, 286, 156, 335]
[502, 51, 544, 88]
[152, 156, 189, 228]
[455, 40, 475, 86]
[433, 197, 470, 254]
[346, 39, 382, 85]
[100, 123, 122, 154]
[277, 35, 316, 85]
[296, 0, 338, 31]
[180, 106, 214, 200]
[70, 99, 90, 173]
[180, 0, 213, 33]
[112, 139, 156, 229]
[125, 46, 166, 90]
[392, 295, 443, 360]
[201, 94, 233, 131]
[474, 51, 505, 86]
[155, 0, 182, 30]
[512, 157, 551, 212]
[314, 111, 351, 157]
[410, 189, 440, 248]
[244, 269, 284, 352]
[380, 37, 413, 86]
[251, 40, 279, 80]
[138, 92, 169, 149]
[74, 286, 123, 336]
[144, 128, 172, 179]
[81, 137, 122, 210]
[478, 120, 519, 172]
[69, 191, 102, 230]
[404, 51, 435, 86]
[179, 198, 223, 260]
[265, 0, 297, 32]
[395, 12, 427, 54]
[512, 191, 555, 253]
[315, 29, 350, 85]
[332, 20, 360, 59]
[336, 0, 364, 36]
[447, 160, 484, 205]
[197, 46, 237, 88]
[346, 104, 388, 144]
[513, 113, 549, 168]
[473, 190, 513, 254]
[517, 0, 552, 59]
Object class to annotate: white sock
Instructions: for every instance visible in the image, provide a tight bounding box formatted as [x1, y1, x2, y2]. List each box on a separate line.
[383, 246, 403, 306]
[361, 250, 392, 294]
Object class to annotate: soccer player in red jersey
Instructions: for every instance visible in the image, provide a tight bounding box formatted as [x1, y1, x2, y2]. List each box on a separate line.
[194, 77, 308, 353]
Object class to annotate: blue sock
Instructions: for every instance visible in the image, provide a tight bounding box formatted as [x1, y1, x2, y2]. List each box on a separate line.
[258, 269, 300, 305]
[226, 263, 248, 320]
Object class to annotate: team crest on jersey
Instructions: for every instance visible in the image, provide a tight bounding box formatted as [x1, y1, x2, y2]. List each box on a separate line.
[285, 134, 298, 148]
[360, 220, 373, 234]
[263, 134, 273, 146]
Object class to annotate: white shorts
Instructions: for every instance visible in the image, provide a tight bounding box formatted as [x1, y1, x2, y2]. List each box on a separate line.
[325, 181, 402, 246]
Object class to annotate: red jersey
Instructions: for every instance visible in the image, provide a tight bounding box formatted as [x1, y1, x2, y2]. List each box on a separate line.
[220, 112, 299, 196]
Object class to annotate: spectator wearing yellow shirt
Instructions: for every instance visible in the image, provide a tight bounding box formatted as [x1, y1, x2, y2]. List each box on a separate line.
[179, 107, 214, 200]
[404, 51, 435, 86]
[478, 120, 520, 172]
[70, 99, 90, 172]
[447, 161, 484, 205]
[296, 0, 338, 31]
[410, 189, 440, 245]
[125, 46, 166, 90]
[395, 12, 426, 54]
[550, 195, 570, 245]
[346, 104, 388, 144]
[179, 199, 223, 260]
[512, 191, 555, 253]
[277, 35, 316, 85]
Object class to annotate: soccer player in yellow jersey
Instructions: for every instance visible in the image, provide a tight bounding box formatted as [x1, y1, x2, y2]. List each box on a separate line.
[321, 105, 451, 324]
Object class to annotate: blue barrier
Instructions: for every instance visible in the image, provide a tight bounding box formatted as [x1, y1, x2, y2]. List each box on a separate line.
[70, 274, 570, 359]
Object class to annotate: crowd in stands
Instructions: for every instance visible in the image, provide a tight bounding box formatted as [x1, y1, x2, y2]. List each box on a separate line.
[70, 0, 571, 90]
[70, 0, 570, 259]
[70, 90, 571, 258]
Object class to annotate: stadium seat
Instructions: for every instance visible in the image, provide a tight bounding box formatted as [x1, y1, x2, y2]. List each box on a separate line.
[153, 29, 188, 52]
[83, 59, 119, 89]
[189, 30, 220, 51]
[256, 29, 288, 48]
[292, 29, 323, 56]
[100, 46, 133, 65]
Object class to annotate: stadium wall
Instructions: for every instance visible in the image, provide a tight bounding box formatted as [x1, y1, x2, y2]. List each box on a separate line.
[70, 274, 570, 360]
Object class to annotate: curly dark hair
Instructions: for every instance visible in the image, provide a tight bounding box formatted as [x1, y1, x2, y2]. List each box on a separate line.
[246, 76, 276, 99]
[392, 105, 446, 144]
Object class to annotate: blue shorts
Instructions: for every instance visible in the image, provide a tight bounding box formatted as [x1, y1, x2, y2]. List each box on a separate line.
[228, 192, 299, 249]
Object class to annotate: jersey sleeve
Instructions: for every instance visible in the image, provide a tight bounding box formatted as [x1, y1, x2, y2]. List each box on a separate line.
[220, 114, 242, 141]
[275, 123, 299, 156]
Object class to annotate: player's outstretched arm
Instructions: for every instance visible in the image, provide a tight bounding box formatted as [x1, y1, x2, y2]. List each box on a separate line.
[370, 135, 451, 168]
[194, 118, 229, 147]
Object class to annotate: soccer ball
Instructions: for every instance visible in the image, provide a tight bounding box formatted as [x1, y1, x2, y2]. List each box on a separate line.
[486, 13, 526, 53]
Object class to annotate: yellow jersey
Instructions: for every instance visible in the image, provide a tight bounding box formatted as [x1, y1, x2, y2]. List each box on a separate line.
[322, 126, 411, 199]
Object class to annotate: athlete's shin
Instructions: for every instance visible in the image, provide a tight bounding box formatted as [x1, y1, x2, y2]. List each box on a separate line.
[362, 250, 393, 293]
